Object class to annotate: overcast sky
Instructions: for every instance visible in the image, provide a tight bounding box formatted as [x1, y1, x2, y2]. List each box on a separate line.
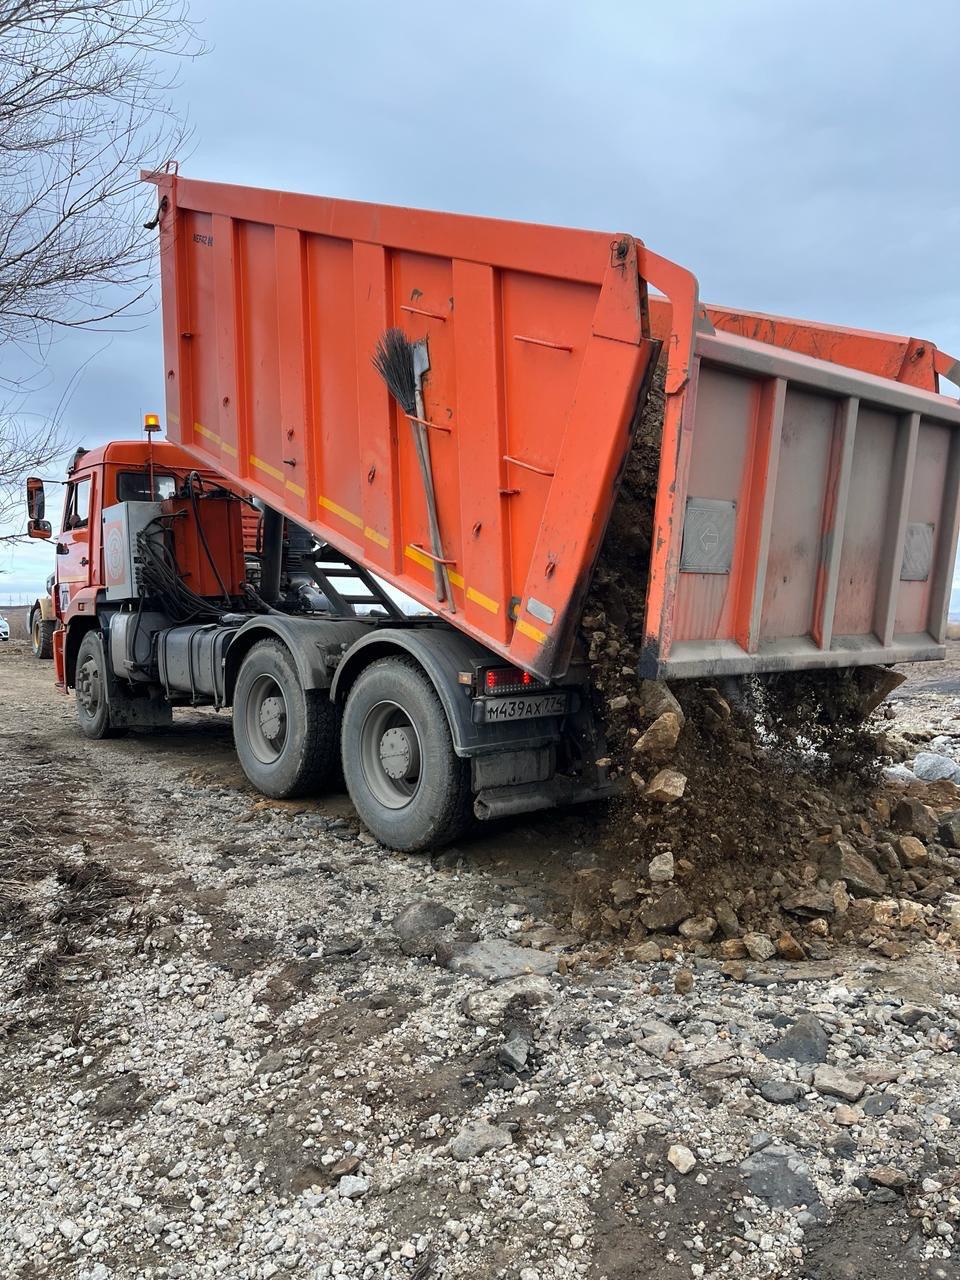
[4, 0, 960, 599]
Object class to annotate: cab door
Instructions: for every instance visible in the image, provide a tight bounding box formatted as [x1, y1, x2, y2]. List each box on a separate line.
[57, 472, 96, 612]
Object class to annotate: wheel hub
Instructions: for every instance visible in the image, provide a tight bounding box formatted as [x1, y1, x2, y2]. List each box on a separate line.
[379, 725, 418, 780]
[77, 657, 100, 715]
[258, 695, 286, 746]
[359, 700, 424, 810]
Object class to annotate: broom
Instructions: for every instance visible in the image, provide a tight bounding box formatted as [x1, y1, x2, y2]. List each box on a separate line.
[372, 328, 453, 609]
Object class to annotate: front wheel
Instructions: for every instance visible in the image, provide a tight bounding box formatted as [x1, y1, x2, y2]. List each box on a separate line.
[341, 657, 472, 852]
[232, 639, 339, 798]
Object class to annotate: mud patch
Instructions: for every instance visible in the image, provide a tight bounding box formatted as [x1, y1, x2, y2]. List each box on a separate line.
[800, 1199, 955, 1279]
[590, 1150, 745, 1280]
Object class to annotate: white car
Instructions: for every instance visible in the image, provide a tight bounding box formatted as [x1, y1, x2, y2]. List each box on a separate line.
[0, 616, 9, 642]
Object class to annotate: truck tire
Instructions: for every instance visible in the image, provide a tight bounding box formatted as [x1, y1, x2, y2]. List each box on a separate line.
[31, 609, 55, 659]
[341, 656, 472, 852]
[233, 639, 338, 798]
[75, 631, 127, 739]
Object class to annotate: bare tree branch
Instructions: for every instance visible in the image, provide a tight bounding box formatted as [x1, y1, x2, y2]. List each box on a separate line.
[0, 0, 204, 345]
[0, 0, 203, 544]
[0, 408, 70, 543]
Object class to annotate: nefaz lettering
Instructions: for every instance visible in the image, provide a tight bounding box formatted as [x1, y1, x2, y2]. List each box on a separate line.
[193, 233, 214, 247]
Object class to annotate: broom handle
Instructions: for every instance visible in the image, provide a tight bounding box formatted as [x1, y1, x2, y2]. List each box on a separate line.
[411, 389, 455, 613]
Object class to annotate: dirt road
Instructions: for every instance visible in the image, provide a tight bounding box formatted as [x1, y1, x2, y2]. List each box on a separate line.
[2, 641, 959, 1280]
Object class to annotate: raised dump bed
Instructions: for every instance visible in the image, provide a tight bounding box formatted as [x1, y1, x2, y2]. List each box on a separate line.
[145, 168, 960, 683]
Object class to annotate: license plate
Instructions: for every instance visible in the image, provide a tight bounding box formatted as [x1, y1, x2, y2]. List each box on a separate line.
[476, 693, 568, 723]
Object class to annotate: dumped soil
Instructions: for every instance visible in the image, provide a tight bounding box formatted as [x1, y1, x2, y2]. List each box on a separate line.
[574, 363, 943, 959]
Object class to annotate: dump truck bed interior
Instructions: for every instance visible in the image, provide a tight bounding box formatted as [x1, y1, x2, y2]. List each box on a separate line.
[146, 169, 960, 683]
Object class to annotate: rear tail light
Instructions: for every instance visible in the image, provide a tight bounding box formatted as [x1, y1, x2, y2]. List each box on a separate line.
[482, 666, 539, 694]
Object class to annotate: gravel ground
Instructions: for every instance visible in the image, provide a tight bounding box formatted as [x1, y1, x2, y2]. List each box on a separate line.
[2, 640, 960, 1280]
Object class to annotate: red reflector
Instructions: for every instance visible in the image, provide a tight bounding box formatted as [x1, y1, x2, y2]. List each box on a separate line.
[484, 666, 536, 692]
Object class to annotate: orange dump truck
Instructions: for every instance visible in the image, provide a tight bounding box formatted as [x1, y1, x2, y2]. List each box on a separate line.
[26, 170, 960, 849]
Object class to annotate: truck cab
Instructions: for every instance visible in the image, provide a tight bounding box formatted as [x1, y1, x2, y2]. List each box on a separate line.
[36, 441, 236, 692]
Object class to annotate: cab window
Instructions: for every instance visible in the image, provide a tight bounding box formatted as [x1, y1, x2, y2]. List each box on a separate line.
[63, 478, 90, 530]
[117, 471, 178, 502]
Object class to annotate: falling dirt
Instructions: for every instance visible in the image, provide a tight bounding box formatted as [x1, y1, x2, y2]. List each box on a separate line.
[572, 362, 935, 955]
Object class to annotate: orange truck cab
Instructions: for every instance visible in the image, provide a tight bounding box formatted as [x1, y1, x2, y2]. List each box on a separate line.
[24, 172, 960, 851]
[46, 441, 245, 695]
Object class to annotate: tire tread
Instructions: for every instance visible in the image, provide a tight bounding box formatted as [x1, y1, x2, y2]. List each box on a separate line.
[34, 617, 55, 660]
[233, 639, 338, 798]
[342, 656, 472, 851]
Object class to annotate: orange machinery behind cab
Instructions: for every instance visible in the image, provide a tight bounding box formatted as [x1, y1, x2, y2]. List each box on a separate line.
[165, 494, 246, 599]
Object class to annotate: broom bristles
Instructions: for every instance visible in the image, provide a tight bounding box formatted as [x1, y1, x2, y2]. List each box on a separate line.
[372, 327, 417, 416]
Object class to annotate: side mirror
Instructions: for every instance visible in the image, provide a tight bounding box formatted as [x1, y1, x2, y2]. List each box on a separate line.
[26, 477, 51, 539]
[26, 476, 45, 520]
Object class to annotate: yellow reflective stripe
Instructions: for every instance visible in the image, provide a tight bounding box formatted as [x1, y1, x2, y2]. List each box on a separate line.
[364, 525, 389, 548]
[404, 546, 502, 613]
[250, 454, 284, 482]
[196, 420, 238, 458]
[404, 544, 435, 572]
[194, 420, 219, 444]
[319, 494, 363, 528]
[516, 618, 546, 644]
[404, 543, 464, 587]
[285, 479, 305, 498]
[466, 585, 500, 615]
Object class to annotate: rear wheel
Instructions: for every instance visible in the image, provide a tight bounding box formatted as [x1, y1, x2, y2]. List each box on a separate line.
[75, 631, 126, 739]
[31, 610, 54, 659]
[341, 657, 472, 852]
[232, 639, 338, 798]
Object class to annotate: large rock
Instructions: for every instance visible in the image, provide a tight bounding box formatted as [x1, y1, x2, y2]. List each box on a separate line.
[637, 679, 685, 726]
[634, 712, 682, 758]
[639, 886, 693, 931]
[820, 840, 886, 898]
[781, 888, 835, 917]
[679, 914, 717, 943]
[896, 836, 928, 868]
[648, 850, 675, 884]
[447, 939, 557, 980]
[743, 932, 776, 961]
[338, 1174, 370, 1199]
[892, 798, 937, 840]
[912, 751, 960, 784]
[776, 931, 806, 961]
[646, 769, 687, 803]
[392, 900, 456, 956]
[666, 1144, 696, 1174]
[938, 812, 960, 850]
[766, 1014, 829, 1064]
[813, 1064, 865, 1102]
[449, 1121, 513, 1161]
[759, 1080, 803, 1105]
[715, 899, 741, 938]
[461, 974, 555, 1026]
[739, 1144, 821, 1214]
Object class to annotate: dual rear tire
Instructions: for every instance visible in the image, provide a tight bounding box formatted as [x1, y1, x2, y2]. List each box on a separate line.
[231, 644, 470, 852]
